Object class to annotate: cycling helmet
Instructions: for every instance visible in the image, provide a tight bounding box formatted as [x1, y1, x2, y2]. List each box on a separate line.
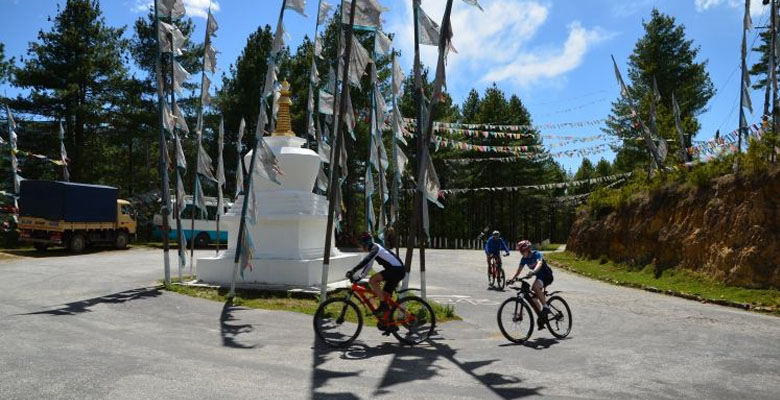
[517, 240, 532, 251]
[492, 230, 500, 236]
[358, 232, 374, 247]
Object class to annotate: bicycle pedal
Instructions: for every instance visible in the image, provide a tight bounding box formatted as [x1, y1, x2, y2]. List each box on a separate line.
[381, 326, 398, 336]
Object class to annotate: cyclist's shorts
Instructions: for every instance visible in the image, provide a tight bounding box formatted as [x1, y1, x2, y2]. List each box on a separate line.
[536, 269, 554, 288]
[379, 267, 406, 294]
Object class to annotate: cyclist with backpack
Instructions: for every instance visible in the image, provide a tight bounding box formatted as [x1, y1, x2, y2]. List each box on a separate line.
[508, 239, 554, 330]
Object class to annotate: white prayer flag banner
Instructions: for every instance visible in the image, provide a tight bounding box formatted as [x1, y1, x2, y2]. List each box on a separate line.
[319, 1, 333, 21]
[205, 43, 217, 73]
[347, 38, 372, 88]
[58, 121, 70, 181]
[396, 144, 408, 178]
[173, 61, 190, 92]
[315, 36, 324, 59]
[318, 90, 334, 115]
[198, 144, 217, 182]
[176, 175, 186, 216]
[162, 101, 175, 132]
[201, 74, 212, 106]
[175, 134, 187, 170]
[418, 7, 440, 46]
[216, 117, 225, 217]
[342, 0, 383, 29]
[172, 101, 189, 135]
[392, 54, 404, 96]
[285, 0, 307, 17]
[157, 0, 185, 18]
[344, 89, 356, 137]
[235, 117, 245, 199]
[461, 0, 484, 11]
[158, 21, 185, 54]
[375, 30, 392, 56]
[207, 11, 219, 36]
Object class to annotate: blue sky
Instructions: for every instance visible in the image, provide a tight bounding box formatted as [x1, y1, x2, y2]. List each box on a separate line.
[0, 0, 768, 172]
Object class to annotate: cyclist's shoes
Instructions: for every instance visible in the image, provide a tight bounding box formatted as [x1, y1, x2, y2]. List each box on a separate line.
[537, 315, 547, 331]
[381, 326, 399, 336]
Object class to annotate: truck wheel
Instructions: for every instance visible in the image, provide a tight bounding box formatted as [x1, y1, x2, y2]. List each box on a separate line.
[195, 232, 210, 249]
[34, 243, 49, 252]
[114, 231, 129, 250]
[69, 234, 86, 254]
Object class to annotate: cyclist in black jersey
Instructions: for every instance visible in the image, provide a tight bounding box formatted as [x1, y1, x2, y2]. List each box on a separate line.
[346, 232, 406, 318]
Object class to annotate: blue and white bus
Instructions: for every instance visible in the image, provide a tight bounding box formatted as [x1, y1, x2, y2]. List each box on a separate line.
[152, 196, 230, 247]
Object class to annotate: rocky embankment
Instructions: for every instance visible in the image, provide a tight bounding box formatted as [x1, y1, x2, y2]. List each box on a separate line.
[567, 168, 780, 288]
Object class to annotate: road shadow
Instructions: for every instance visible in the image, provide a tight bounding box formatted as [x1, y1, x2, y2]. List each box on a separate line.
[219, 299, 258, 349]
[310, 340, 363, 400]
[498, 337, 563, 350]
[310, 330, 541, 399]
[17, 286, 162, 316]
[0, 247, 111, 259]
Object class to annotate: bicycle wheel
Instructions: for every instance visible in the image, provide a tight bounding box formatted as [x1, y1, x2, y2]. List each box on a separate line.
[496, 268, 506, 290]
[487, 263, 496, 287]
[313, 297, 363, 347]
[390, 296, 436, 345]
[545, 295, 572, 339]
[497, 297, 534, 343]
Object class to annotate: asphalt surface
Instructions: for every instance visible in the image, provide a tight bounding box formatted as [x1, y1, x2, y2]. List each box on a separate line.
[1, 247, 779, 399]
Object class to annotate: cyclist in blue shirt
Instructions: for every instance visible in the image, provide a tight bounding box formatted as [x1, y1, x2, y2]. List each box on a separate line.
[484, 230, 510, 283]
[509, 240, 554, 330]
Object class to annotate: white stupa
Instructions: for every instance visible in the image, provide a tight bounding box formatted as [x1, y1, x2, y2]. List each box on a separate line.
[197, 81, 360, 287]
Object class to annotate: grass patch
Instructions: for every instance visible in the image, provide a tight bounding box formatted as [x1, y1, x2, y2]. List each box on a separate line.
[163, 280, 461, 327]
[547, 251, 780, 315]
[539, 243, 564, 251]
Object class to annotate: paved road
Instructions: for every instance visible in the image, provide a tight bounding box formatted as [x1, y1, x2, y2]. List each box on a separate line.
[1, 247, 778, 399]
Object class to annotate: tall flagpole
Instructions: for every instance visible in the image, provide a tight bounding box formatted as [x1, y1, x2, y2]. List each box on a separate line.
[402, 0, 455, 298]
[304, 0, 327, 150]
[191, 2, 214, 273]
[229, 0, 289, 297]
[169, 6, 187, 283]
[319, 0, 359, 303]
[154, 0, 172, 285]
[390, 50, 400, 255]
[370, 34, 388, 241]
[401, 0, 429, 290]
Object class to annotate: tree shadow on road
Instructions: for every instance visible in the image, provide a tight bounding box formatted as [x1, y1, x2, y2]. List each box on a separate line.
[16, 286, 162, 316]
[220, 299, 259, 349]
[310, 340, 363, 400]
[309, 331, 542, 399]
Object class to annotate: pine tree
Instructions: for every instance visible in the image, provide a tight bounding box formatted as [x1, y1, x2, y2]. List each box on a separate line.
[604, 9, 715, 172]
[0, 43, 12, 84]
[12, 0, 129, 183]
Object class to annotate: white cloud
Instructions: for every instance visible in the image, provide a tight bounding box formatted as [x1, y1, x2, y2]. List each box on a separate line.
[385, 0, 610, 89]
[695, 0, 766, 17]
[482, 22, 612, 86]
[131, 0, 220, 19]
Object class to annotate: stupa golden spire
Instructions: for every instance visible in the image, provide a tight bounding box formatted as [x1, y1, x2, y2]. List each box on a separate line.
[272, 80, 296, 137]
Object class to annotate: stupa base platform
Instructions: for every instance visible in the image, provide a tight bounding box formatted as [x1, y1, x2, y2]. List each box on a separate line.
[196, 250, 362, 287]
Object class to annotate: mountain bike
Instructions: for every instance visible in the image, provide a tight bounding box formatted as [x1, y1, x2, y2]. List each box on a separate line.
[496, 276, 572, 343]
[313, 280, 436, 348]
[487, 254, 506, 290]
